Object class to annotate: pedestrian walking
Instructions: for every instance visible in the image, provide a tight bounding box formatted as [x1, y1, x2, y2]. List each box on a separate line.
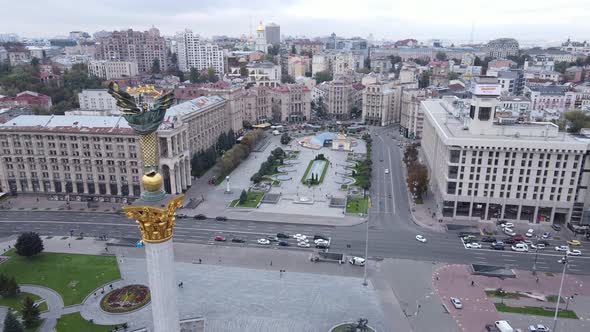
[68, 243, 71, 248]
[198, 258, 202, 264]
[536, 277, 539, 283]
[105, 246, 109, 252]
[270, 260, 273, 266]
[471, 280, 474, 286]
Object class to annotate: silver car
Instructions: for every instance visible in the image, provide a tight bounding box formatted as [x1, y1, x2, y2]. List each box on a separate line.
[450, 297, 463, 309]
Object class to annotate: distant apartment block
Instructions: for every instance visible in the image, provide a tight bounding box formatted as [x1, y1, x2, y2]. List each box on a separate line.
[175, 30, 224, 74]
[78, 90, 118, 112]
[87, 60, 138, 80]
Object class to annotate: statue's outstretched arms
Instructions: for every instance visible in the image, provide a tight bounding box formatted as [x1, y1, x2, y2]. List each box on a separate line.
[108, 82, 141, 114]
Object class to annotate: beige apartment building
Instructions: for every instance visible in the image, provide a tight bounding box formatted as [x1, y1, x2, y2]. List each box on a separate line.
[362, 82, 400, 126]
[400, 88, 432, 139]
[271, 84, 311, 123]
[0, 96, 230, 200]
[87, 60, 139, 80]
[321, 81, 356, 120]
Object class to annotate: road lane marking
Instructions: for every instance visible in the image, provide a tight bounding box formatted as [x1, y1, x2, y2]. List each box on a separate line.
[388, 147, 396, 215]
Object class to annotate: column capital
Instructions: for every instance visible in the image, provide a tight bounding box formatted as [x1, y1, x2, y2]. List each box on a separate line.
[123, 194, 184, 243]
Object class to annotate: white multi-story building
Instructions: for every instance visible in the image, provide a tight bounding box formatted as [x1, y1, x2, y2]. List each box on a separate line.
[421, 78, 590, 225]
[246, 62, 281, 87]
[87, 60, 139, 80]
[486, 38, 519, 59]
[560, 39, 590, 56]
[498, 95, 531, 120]
[525, 85, 575, 111]
[271, 84, 311, 123]
[78, 90, 118, 112]
[175, 30, 224, 74]
[524, 70, 562, 83]
[312, 54, 330, 76]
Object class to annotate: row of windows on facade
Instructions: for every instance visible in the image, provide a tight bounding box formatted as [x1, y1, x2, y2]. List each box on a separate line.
[449, 150, 582, 163]
[0, 134, 136, 143]
[8, 180, 141, 196]
[6, 171, 140, 183]
[450, 165, 579, 179]
[4, 157, 139, 169]
[3, 149, 138, 159]
[2, 141, 136, 152]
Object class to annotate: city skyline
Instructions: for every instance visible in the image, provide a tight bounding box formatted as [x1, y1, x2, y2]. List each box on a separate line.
[2, 0, 590, 45]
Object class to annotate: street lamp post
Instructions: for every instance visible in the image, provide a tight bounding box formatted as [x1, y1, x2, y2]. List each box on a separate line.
[362, 215, 369, 286]
[552, 254, 569, 332]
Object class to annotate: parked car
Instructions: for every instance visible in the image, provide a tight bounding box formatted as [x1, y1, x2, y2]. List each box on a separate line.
[552, 224, 562, 231]
[450, 297, 463, 309]
[491, 242, 505, 250]
[277, 233, 289, 239]
[465, 242, 482, 249]
[555, 245, 570, 252]
[542, 232, 551, 239]
[278, 241, 289, 247]
[348, 257, 366, 266]
[504, 228, 516, 236]
[458, 232, 475, 238]
[485, 324, 500, 332]
[215, 216, 228, 221]
[297, 242, 310, 248]
[175, 213, 188, 219]
[314, 239, 330, 246]
[267, 236, 279, 242]
[511, 243, 529, 252]
[194, 214, 207, 220]
[530, 243, 545, 250]
[462, 235, 477, 242]
[567, 249, 582, 256]
[257, 238, 270, 245]
[500, 222, 515, 229]
[213, 235, 226, 242]
[385, 168, 390, 174]
[528, 324, 550, 332]
[525, 229, 534, 237]
[416, 235, 427, 243]
[567, 240, 581, 246]
[481, 236, 497, 243]
[313, 235, 329, 241]
[513, 234, 525, 242]
[231, 238, 245, 243]
[315, 242, 330, 249]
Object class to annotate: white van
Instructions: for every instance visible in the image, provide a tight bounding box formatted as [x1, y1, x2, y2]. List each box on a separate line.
[272, 130, 280, 136]
[495, 320, 514, 332]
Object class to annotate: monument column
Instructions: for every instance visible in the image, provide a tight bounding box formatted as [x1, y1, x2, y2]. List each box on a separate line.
[110, 83, 182, 332]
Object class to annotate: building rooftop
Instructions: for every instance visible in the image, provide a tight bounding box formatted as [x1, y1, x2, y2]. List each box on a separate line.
[527, 85, 569, 95]
[0, 114, 133, 134]
[422, 99, 589, 149]
[499, 95, 531, 102]
[164, 95, 225, 121]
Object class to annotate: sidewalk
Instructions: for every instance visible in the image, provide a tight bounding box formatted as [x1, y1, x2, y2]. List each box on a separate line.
[0, 194, 121, 214]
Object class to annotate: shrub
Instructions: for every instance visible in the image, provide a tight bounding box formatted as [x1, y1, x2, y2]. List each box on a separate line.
[15, 232, 44, 258]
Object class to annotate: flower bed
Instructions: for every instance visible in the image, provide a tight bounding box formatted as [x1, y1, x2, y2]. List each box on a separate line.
[100, 284, 150, 313]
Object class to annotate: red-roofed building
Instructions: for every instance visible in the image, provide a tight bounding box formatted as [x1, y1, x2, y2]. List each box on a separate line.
[0, 91, 52, 110]
[39, 72, 63, 87]
[271, 84, 311, 123]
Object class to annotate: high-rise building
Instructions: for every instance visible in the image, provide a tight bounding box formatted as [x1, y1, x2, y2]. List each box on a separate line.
[175, 29, 224, 74]
[265, 23, 280, 45]
[96, 28, 168, 73]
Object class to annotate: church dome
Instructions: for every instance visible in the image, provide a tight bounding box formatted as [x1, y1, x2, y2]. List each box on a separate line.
[256, 21, 264, 32]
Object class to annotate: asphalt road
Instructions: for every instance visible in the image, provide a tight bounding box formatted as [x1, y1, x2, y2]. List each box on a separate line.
[1, 126, 589, 275]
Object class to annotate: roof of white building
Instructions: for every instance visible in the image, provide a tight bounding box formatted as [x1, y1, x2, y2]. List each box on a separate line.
[422, 100, 590, 148]
[164, 95, 225, 121]
[0, 114, 133, 134]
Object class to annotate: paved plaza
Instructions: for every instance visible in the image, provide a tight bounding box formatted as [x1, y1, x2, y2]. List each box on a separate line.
[186, 133, 367, 224]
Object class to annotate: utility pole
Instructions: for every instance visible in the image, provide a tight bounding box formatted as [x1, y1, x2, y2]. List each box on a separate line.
[552, 254, 569, 332]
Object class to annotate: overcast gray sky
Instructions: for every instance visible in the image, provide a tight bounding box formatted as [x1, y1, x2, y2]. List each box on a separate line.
[2, 0, 589, 45]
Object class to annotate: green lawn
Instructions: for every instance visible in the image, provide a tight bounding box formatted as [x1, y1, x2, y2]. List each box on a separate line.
[0, 292, 48, 312]
[547, 295, 566, 303]
[485, 290, 522, 299]
[346, 196, 369, 214]
[230, 191, 264, 208]
[494, 303, 578, 319]
[25, 319, 43, 332]
[0, 253, 120, 306]
[56, 312, 117, 332]
[3, 248, 16, 256]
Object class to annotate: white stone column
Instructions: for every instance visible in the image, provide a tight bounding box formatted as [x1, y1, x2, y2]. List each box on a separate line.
[185, 159, 192, 187]
[169, 167, 177, 195]
[144, 239, 180, 332]
[175, 167, 182, 193]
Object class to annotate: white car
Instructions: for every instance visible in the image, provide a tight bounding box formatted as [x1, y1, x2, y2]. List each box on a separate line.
[555, 245, 570, 252]
[348, 257, 366, 266]
[528, 324, 550, 332]
[450, 297, 463, 309]
[525, 229, 534, 237]
[385, 168, 390, 174]
[465, 242, 482, 249]
[511, 243, 529, 252]
[500, 222, 515, 229]
[504, 228, 516, 236]
[530, 243, 545, 250]
[257, 238, 270, 245]
[567, 249, 582, 256]
[416, 235, 427, 243]
[315, 239, 329, 246]
[542, 232, 550, 239]
[293, 233, 303, 239]
[297, 242, 310, 248]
